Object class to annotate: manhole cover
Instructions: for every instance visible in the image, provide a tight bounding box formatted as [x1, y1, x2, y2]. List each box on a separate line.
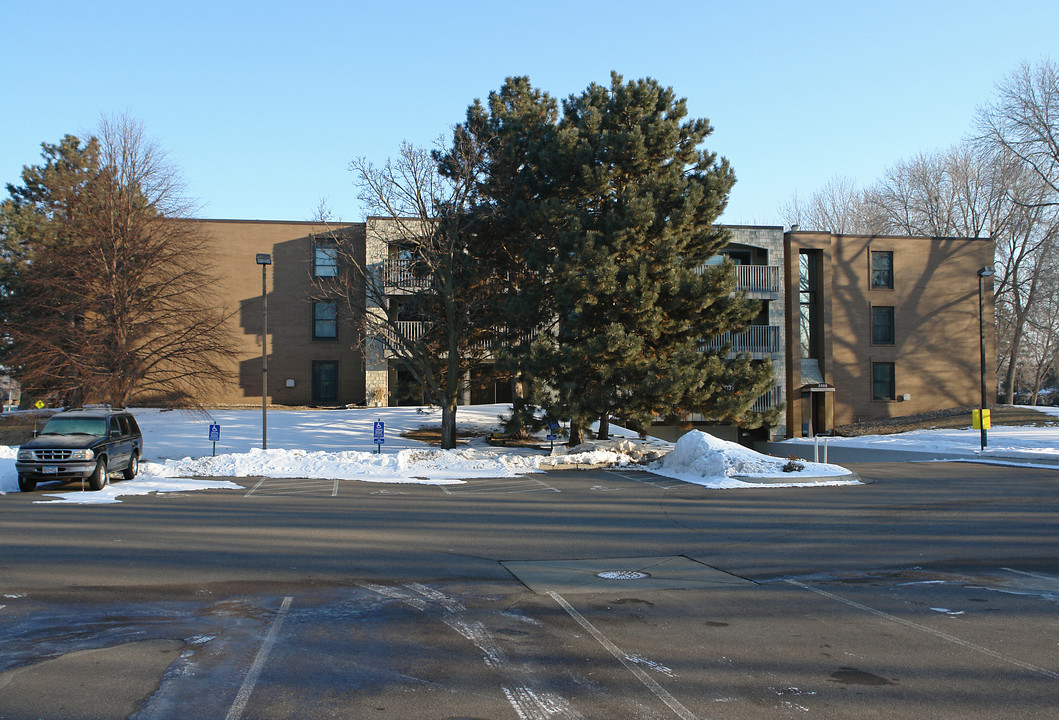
[597, 570, 651, 580]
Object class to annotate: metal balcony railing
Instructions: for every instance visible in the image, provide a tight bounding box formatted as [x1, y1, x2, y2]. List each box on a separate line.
[700, 325, 781, 356]
[733, 265, 781, 295]
[696, 264, 781, 295]
[381, 259, 431, 289]
[751, 385, 783, 413]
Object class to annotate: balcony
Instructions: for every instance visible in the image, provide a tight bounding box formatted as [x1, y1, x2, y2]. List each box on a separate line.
[376, 321, 497, 356]
[734, 264, 781, 297]
[700, 325, 781, 358]
[697, 264, 781, 298]
[381, 259, 430, 291]
[751, 385, 783, 413]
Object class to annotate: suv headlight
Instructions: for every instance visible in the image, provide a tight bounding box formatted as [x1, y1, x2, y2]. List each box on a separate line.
[69, 449, 94, 461]
[17, 449, 33, 461]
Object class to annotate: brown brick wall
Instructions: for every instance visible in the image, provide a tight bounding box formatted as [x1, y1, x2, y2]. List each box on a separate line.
[191, 219, 366, 406]
[786, 231, 995, 434]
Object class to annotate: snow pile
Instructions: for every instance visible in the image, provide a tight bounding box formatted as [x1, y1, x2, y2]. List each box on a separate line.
[147, 446, 545, 484]
[653, 430, 853, 488]
[548, 438, 669, 467]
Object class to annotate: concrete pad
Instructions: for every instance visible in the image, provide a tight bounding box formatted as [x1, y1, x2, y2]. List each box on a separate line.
[0, 639, 182, 720]
[502, 555, 753, 594]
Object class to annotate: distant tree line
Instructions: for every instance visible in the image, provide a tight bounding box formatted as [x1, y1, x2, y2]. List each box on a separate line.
[781, 59, 1059, 404]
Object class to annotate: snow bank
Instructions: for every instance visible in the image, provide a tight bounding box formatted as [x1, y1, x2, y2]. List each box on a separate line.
[652, 430, 854, 488]
[148, 446, 546, 484]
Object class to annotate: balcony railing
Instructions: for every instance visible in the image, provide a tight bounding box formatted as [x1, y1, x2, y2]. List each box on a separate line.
[751, 385, 783, 413]
[701, 325, 780, 356]
[381, 259, 430, 289]
[734, 264, 780, 295]
[696, 264, 781, 296]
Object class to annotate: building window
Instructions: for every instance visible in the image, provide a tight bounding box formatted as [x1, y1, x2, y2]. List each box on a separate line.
[871, 251, 893, 289]
[313, 301, 338, 339]
[312, 361, 338, 402]
[799, 251, 820, 359]
[872, 362, 895, 401]
[314, 244, 338, 277]
[871, 306, 895, 345]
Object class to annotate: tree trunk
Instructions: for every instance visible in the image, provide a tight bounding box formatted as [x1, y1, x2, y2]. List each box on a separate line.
[441, 402, 458, 450]
[597, 414, 609, 440]
[568, 421, 585, 447]
[1002, 328, 1023, 404]
[508, 373, 530, 439]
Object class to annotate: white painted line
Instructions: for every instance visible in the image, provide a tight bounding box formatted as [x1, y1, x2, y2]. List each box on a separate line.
[786, 580, 1059, 680]
[244, 479, 266, 498]
[332, 479, 339, 497]
[547, 591, 701, 720]
[225, 595, 294, 720]
[1002, 567, 1059, 586]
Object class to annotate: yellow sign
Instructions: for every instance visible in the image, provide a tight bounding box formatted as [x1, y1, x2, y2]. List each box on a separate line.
[34, 400, 45, 410]
[973, 409, 991, 430]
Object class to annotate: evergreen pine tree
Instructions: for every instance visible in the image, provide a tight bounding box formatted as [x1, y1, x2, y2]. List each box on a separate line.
[525, 73, 774, 443]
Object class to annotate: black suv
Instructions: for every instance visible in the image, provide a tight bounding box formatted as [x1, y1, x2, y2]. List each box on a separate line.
[15, 409, 143, 492]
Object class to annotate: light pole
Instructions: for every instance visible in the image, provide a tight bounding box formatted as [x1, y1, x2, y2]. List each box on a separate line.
[256, 253, 272, 450]
[977, 265, 994, 451]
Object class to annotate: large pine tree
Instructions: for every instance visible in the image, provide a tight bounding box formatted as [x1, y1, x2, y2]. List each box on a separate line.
[454, 74, 775, 444]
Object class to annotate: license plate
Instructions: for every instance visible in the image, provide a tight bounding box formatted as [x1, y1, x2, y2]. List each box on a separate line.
[42, 466, 58, 474]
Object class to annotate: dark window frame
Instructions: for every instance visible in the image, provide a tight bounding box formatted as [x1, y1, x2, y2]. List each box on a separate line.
[312, 300, 338, 340]
[313, 243, 338, 278]
[871, 305, 895, 345]
[870, 250, 894, 290]
[872, 361, 896, 401]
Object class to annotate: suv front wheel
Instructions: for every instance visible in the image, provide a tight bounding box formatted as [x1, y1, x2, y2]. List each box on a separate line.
[123, 452, 139, 480]
[17, 475, 36, 492]
[88, 457, 109, 491]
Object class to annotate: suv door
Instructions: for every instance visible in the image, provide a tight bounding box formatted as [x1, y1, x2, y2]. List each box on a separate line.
[108, 416, 131, 472]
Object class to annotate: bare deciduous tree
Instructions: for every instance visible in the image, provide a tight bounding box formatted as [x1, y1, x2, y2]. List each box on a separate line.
[780, 175, 879, 233]
[314, 140, 503, 449]
[0, 116, 236, 408]
[978, 60, 1059, 203]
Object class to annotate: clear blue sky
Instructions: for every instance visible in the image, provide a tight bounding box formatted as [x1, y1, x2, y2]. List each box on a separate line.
[4, 1, 1058, 226]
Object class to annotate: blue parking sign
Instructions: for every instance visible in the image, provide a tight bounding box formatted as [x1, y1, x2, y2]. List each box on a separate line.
[373, 421, 385, 444]
[208, 424, 221, 441]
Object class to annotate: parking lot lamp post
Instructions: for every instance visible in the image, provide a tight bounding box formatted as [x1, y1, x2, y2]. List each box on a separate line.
[256, 253, 272, 450]
[977, 265, 994, 451]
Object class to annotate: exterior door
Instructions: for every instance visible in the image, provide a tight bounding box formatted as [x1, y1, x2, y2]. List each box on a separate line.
[312, 361, 339, 404]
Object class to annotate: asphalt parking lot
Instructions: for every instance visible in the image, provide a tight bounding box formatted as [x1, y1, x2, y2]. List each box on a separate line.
[1, 461, 1057, 719]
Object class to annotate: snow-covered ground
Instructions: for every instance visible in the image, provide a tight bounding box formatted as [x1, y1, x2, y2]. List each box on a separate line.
[0, 404, 855, 503]
[781, 405, 1059, 464]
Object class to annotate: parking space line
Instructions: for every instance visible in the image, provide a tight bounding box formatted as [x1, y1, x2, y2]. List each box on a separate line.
[786, 580, 1059, 680]
[547, 591, 701, 720]
[439, 478, 560, 495]
[243, 479, 339, 498]
[225, 595, 293, 720]
[605, 471, 684, 490]
[244, 479, 266, 497]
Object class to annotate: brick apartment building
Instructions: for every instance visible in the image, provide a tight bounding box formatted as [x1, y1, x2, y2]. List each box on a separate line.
[190, 218, 994, 440]
[785, 230, 995, 436]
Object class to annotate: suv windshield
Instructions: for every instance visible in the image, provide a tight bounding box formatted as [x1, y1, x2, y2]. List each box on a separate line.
[41, 417, 108, 436]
